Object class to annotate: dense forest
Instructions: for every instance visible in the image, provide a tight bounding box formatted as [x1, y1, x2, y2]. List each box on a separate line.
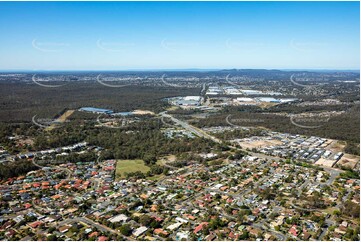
[0, 81, 199, 122]
[86, 119, 219, 160]
[0, 160, 39, 179]
[26, 118, 219, 161]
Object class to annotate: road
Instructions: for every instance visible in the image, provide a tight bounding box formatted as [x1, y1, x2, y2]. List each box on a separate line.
[91, 178, 101, 190]
[78, 217, 121, 235]
[32, 160, 72, 179]
[318, 218, 335, 240]
[159, 111, 345, 177]
[200, 82, 207, 95]
[159, 111, 222, 143]
[57, 216, 134, 240]
[298, 180, 310, 197]
[325, 168, 341, 185]
[156, 111, 350, 240]
[32, 201, 54, 214]
[253, 222, 286, 241]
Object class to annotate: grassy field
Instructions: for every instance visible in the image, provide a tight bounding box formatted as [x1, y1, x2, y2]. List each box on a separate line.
[116, 159, 150, 178]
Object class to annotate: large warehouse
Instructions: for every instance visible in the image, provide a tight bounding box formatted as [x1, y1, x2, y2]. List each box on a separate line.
[79, 107, 114, 114]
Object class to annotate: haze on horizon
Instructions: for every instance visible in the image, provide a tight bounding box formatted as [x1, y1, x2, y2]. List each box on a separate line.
[0, 1, 359, 71]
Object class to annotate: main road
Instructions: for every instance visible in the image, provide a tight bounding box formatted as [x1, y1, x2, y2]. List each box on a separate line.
[160, 111, 287, 161]
[158, 110, 346, 241]
[159, 111, 222, 144]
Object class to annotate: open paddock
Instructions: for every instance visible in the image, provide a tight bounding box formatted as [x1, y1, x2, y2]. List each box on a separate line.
[116, 159, 150, 179]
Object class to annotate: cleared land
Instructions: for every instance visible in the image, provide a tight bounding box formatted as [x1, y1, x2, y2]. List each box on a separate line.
[56, 110, 75, 122]
[159, 155, 177, 164]
[116, 159, 150, 178]
[45, 109, 75, 131]
[237, 139, 283, 149]
[132, 109, 155, 115]
[336, 154, 360, 169]
[328, 140, 346, 152]
[315, 158, 336, 168]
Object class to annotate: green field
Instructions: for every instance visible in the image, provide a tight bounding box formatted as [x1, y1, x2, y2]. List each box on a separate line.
[116, 159, 150, 178]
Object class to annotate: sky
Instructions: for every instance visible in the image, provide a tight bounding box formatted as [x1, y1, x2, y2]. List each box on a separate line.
[0, 1, 359, 70]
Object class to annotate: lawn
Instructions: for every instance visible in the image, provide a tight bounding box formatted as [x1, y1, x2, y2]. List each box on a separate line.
[116, 159, 150, 178]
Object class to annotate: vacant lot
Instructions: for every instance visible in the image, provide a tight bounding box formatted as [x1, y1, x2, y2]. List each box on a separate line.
[238, 139, 283, 149]
[56, 109, 75, 122]
[116, 159, 150, 178]
[158, 155, 177, 164]
[45, 109, 76, 131]
[336, 154, 360, 169]
[315, 158, 336, 168]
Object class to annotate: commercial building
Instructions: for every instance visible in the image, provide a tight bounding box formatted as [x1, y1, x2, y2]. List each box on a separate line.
[79, 107, 114, 114]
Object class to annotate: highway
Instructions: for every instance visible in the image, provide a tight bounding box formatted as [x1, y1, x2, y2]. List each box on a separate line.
[159, 111, 345, 177]
[159, 111, 222, 144]
[159, 111, 300, 164]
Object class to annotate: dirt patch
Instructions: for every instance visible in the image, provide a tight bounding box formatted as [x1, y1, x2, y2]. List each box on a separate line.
[258, 103, 278, 109]
[336, 154, 360, 169]
[238, 139, 283, 149]
[133, 110, 155, 115]
[159, 155, 177, 165]
[320, 139, 334, 148]
[55, 110, 75, 122]
[315, 158, 336, 168]
[46, 109, 75, 131]
[16, 138, 34, 147]
[328, 140, 346, 152]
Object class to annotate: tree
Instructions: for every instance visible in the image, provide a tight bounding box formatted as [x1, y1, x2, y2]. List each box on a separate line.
[333, 210, 341, 217]
[0, 160, 39, 179]
[209, 218, 224, 230]
[143, 154, 157, 165]
[341, 200, 360, 218]
[119, 224, 132, 236]
[150, 220, 161, 229]
[48, 227, 56, 233]
[307, 191, 325, 209]
[47, 234, 58, 241]
[139, 215, 152, 226]
[239, 231, 249, 240]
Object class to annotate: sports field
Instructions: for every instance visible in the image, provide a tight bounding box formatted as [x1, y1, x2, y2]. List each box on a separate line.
[116, 159, 150, 178]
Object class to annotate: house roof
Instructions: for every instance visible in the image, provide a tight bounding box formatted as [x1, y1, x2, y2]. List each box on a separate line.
[98, 236, 108, 241]
[154, 228, 169, 236]
[289, 225, 298, 236]
[28, 221, 43, 229]
[194, 222, 209, 234]
[89, 232, 99, 238]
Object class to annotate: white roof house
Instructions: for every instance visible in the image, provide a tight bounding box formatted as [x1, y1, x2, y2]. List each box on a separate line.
[108, 214, 129, 223]
[133, 226, 148, 237]
[167, 222, 182, 231]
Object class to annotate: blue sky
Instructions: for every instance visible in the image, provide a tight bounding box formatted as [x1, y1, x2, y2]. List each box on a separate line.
[0, 1, 359, 70]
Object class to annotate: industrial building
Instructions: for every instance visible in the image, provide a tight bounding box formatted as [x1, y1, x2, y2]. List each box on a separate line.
[168, 96, 202, 107]
[78, 107, 114, 114]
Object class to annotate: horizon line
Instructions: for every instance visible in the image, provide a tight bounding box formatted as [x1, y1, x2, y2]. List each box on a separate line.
[0, 68, 359, 72]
